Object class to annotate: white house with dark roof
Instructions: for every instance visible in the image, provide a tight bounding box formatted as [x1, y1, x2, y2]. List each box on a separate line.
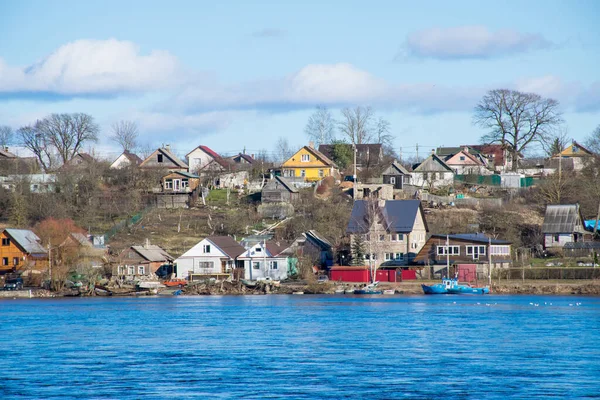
[238, 240, 291, 280]
[174, 236, 245, 279]
[110, 150, 143, 169]
[410, 153, 455, 188]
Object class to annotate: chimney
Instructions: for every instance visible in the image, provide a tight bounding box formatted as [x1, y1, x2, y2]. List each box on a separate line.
[309, 141, 315, 149]
[165, 144, 171, 151]
[464, 146, 469, 153]
[144, 238, 150, 249]
[251, 154, 255, 159]
[431, 149, 435, 155]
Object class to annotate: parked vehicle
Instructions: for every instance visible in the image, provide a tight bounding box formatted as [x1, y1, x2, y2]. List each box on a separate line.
[164, 279, 187, 288]
[4, 278, 24, 290]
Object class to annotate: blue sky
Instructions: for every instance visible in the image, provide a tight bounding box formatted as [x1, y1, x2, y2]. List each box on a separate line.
[1, 0, 599, 160]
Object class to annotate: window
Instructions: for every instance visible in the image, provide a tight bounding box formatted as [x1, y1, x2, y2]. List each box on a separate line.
[318, 169, 324, 177]
[379, 234, 385, 241]
[199, 261, 213, 269]
[385, 253, 392, 261]
[466, 246, 486, 257]
[437, 246, 460, 256]
[255, 247, 262, 253]
[13, 257, 19, 266]
[157, 154, 163, 163]
[203, 244, 211, 253]
[165, 179, 173, 189]
[395, 253, 404, 260]
[554, 234, 559, 242]
[490, 246, 510, 256]
[301, 154, 310, 162]
[138, 266, 146, 275]
[432, 172, 438, 180]
[252, 262, 260, 270]
[390, 177, 396, 184]
[398, 234, 404, 241]
[424, 172, 429, 181]
[270, 261, 278, 270]
[391, 234, 398, 241]
[411, 242, 418, 249]
[300, 170, 306, 177]
[2, 258, 8, 266]
[127, 266, 135, 275]
[182, 179, 189, 188]
[573, 146, 579, 153]
[117, 266, 125, 274]
[459, 156, 465, 161]
[1, 238, 9, 246]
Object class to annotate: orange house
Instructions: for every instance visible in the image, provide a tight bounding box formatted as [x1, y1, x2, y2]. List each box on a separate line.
[0, 229, 48, 274]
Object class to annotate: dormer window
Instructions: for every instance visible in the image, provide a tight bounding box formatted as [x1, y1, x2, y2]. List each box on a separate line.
[301, 154, 310, 162]
[573, 146, 579, 153]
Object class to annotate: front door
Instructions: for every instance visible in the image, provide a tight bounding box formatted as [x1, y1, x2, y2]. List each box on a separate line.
[221, 260, 227, 273]
[173, 179, 181, 191]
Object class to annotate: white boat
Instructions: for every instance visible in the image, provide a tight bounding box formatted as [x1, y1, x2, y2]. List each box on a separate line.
[334, 289, 345, 294]
[292, 291, 304, 295]
[344, 288, 355, 294]
[383, 289, 395, 295]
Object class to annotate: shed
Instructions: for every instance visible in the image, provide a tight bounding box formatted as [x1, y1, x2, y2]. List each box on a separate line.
[381, 161, 410, 189]
[541, 204, 591, 250]
[261, 176, 299, 203]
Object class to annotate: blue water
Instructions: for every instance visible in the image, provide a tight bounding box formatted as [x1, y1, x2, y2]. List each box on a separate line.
[1, 295, 599, 399]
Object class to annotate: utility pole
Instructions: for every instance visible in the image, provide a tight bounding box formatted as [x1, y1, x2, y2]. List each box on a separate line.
[47, 243, 52, 289]
[353, 144, 357, 200]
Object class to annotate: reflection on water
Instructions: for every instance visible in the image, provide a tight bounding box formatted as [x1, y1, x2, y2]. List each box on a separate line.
[1, 295, 599, 399]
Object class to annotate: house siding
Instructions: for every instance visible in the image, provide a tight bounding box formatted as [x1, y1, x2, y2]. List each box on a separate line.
[282, 147, 334, 182]
[0, 231, 47, 273]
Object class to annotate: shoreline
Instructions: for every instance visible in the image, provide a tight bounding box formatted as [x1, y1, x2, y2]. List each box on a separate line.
[2, 280, 600, 298]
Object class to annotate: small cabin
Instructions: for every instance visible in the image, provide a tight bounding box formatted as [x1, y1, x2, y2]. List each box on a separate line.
[382, 161, 410, 189]
[261, 176, 299, 203]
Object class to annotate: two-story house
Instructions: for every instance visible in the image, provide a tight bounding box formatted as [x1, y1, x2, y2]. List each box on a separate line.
[238, 240, 291, 281]
[346, 199, 428, 266]
[139, 147, 188, 172]
[186, 145, 224, 174]
[281, 145, 338, 182]
[410, 153, 455, 188]
[174, 236, 245, 279]
[0, 229, 48, 274]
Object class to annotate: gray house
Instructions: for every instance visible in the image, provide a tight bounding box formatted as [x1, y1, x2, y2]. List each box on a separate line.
[542, 204, 591, 251]
[410, 153, 455, 188]
[261, 176, 299, 203]
[382, 161, 411, 189]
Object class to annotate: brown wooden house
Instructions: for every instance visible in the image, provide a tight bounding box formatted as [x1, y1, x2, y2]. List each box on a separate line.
[413, 233, 512, 274]
[139, 146, 188, 172]
[0, 229, 48, 274]
[115, 241, 174, 278]
[161, 171, 201, 193]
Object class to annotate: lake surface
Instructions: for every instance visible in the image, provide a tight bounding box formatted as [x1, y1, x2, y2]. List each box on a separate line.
[0, 294, 599, 399]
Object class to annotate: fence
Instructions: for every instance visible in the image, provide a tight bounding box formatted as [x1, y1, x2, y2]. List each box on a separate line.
[103, 206, 153, 243]
[493, 267, 600, 281]
[419, 192, 503, 208]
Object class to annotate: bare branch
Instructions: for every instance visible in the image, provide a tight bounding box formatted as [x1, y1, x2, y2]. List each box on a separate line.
[110, 120, 139, 151]
[304, 105, 335, 146]
[338, 106, 375, 145]
[0, 125, 13, 148]
[36, 113, 99, 164]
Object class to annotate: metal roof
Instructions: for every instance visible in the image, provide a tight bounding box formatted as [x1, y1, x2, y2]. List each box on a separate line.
[542, 204, 584, 234]
[4, 229, 47, 255]
[131, 245, 174, 262]
[347, 200, 424, 234]
[563, 242, 600, 250]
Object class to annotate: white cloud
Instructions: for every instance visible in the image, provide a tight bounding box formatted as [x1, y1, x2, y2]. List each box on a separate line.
[0, 39, 184, 96]
[403, 25, 551, 59]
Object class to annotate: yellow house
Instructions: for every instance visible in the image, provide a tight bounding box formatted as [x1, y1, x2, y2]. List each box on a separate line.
[281, 146, 338, 182]
[555, 141, 594, 158]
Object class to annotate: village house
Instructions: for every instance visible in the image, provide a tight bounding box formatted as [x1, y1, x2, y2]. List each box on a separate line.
[413, 233, 512, 279]
[468, 144, 515, 172]
[346, 199, 428, 266]
[261, 176, 299, 203]
[552, 141, 595, 171]
[281, 145, 338, 182]
[228, 152, 255, 167]
[0, 174, 57, 193]
[0, 147, 39, 174]
[61, 152, 97, 172]
[186, 145, 224, 174]
[59, 232, 108, 271]
[115, 241, 174, 278]
[287, 230, 334, 268]
[110, 150, 143, 169]
[354, 183, 394, 200]
[238, 240, 291, 281]
[410, 153, 455, 189]
[318, 143, 383, 169]
[161, 171, 201, 194]
[174, 236, 245, 279]
[542, 204, 592, 252]
[139, 146, 188, 172]
[0, 229, 48, 274]
[443, 147, 491, 175]
[382, 161, 411, 189]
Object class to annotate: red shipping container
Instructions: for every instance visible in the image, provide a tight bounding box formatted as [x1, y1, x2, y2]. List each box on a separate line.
[400, 270, 417, 281]
[457, 264, 477, 283]
[330, 267, 370, 283]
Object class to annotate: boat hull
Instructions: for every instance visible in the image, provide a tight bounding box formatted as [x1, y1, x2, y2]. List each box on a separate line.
[421, 284, 448, 294]
[447, 286, 490, 295]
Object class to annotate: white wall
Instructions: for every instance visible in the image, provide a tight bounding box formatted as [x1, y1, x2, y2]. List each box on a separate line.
[410, 172, 454, 188]
[175, 238, 228, 278]
[187, 148, 215, 174]
[242, 258, 288, 280]
[544, 233, 574, 249]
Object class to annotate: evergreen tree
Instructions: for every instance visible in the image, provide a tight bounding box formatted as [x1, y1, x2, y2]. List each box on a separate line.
[351, 235, 366, 266]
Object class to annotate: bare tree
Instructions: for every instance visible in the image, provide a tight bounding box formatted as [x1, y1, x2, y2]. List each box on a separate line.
[473, 89, 563, 171]
[375, 117, 393, 148]
[36, 113, 100, 164]
[0, 126, 13, 148]
[338, 106, 375, 145]
[17, 124, 55, 171]
[110, 120, 139, 151]
[304, 105, 335, 146]
[584, 124, 600, 155]
[275, 136, 293, 163]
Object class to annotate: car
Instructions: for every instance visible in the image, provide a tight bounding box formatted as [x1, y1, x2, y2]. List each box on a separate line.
[164, 279, 187, 288]
[4, 278, 24, 291]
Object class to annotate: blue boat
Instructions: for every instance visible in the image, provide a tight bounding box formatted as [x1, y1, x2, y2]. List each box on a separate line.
[421, 278, 489, 295]
[354, 282, 383, 295]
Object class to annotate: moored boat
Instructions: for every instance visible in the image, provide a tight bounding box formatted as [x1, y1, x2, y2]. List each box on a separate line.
[421, 278, 489, 295]
[354, 282, 383, 295]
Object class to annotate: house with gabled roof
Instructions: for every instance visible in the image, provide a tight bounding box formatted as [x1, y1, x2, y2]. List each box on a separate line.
[228, 153, 255, 166]
[444, 147, 490, 175]
[110, 150, 143, 169]
[382, 161, 411, 189]
[238, 240, 292, 280]
[174, 236, 245, 279]
[139, 146, 188, 172]
[542, 204, 592, 251]
[410, 153, 455, 188]
[281, 145, 338, 182]
[186, 145, 226, 174]
[115, 241, 174, 278]
[347, 199, 428, 266]
[552, 141, 595, 171]
[0, 228, 48, 274]
[0, 148, 40, 174]
[261, 176, 299, 203]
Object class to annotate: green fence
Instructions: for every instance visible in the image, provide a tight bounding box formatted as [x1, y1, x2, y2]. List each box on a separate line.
[103, 207, 152, 243]
[455, 174, 501, 186]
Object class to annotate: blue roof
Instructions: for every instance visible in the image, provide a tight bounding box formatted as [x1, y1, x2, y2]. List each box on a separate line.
[347, 200, 424, 234]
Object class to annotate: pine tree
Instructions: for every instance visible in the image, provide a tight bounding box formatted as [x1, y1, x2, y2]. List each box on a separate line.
[351, 235, 366, 266]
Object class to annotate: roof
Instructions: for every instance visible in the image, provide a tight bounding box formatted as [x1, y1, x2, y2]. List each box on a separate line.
[230, 153, 255, 164]
[304, 230, 333, 250]
[436, 147, 481, 157]
[265, 240, 290, 257]
[347, 199, 425, 234]
[557, 141, 594, 158]
[3, 229, 47, 255]
[285, 146, 337, 168]
[0, 149, 17, 158]
[76, 153, 95, 163]
[382, 161, 409, 176]
[412, 154, 454, 173]
[69, 232, 92, 247]
[160, 148, 188, 169]
[467, 144, 507, 166]
[542, 204, 584, 234]
[122, 150, 143, 165]
[207, 236, 246, 258]
[563, 242, 600, 250]
[429, 233, 511, 245]
[131, 245, 174, 262]
[164, 171, 200, 179]
[268, 176, 298, 193]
